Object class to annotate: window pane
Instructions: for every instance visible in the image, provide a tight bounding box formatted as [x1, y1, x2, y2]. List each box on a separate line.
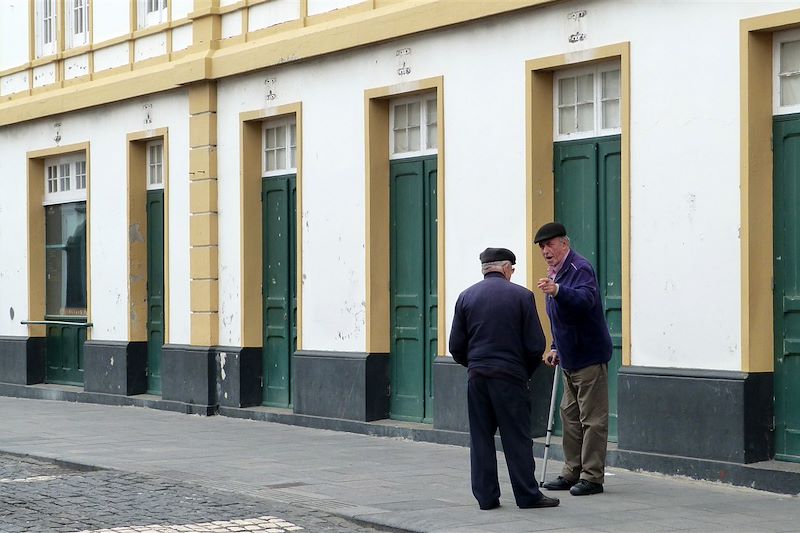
[408, 102, 420, 127]
[48, 165, 58, 193]
[75, 161, 87, 189]
[427, 99, 437, 126]
[602, 99, 620, 129]
[427, 123, 437, 149]
[782, 40, 800, 74]
[394, 130, 408, 153]
[408, 126, 420, 151]
[577, 74, 594, 103]
[395, 104, 407, 129]
[45, 202, 87, 317]
[559, 78, 575, 105]
[577, 103, 594, 131]
[290, 124, 296, 147]
[266, 150, 276, 171]
[276, 125, 286, 148]
[602, 70, 620, 99]
[60, 163, 71, 191]
[782, 74, 800, 107]
[559, 106, 576, 135]
[265, 128, 276, 149]
[276, 147, 286, 169]
[290, 147, 296, 168]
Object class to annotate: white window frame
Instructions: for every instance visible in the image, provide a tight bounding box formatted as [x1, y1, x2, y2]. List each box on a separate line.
[35, 0, 58, 58]
[139, 0, 168, 29]
[43, 153, 88, 206]
[773, 28, 800, 115]
[262, 117, 297, 177]
[389, 94, 438, 160]
[66, 0, 90, 49]
[146, 140, 165, 190]
[553, 61, 621, 142]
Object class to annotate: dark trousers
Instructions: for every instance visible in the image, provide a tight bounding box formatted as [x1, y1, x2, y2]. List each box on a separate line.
[468, 376, 543, 507]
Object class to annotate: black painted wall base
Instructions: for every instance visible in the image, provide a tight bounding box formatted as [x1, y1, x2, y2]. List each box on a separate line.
[84, 340, 147, 396]
[0, 336, 45, 385]
[161, 345, 216, 409]
[214, 346, 261, 408]
[618, 366, 773, 463]
[293, 350, 389, 421]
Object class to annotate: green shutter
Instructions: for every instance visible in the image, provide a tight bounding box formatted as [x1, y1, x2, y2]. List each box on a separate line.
[146, 189, 165, 394]
[773, 115, 800, 461]
[262, 175, 296, 407]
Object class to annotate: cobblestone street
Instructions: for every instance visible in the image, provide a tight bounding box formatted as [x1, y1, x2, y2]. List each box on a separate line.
[0, 453, 387, 533]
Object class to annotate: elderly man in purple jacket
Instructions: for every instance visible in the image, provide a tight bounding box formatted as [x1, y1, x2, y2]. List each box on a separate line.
[535, 222, 612, 497]
[449, 247, 559, 510]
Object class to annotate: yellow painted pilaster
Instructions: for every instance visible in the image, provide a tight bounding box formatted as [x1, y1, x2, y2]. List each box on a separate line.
[189, 80, 219, 346]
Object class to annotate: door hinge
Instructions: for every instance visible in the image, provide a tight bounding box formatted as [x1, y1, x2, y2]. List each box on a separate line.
[770, 415, 776, 431]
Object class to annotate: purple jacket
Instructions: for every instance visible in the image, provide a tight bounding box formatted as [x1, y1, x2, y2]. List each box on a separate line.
[546, 249, 612, 371]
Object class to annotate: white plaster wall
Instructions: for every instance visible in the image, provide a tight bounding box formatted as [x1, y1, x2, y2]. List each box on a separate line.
[222, 12, 242, 40]
[1, 71, 29, 97]
[0, 2, 28, 72]
[32, 64, 57, 89]
[64, 54, 90, 80]
[307, 0, 361, 17]
[0, 91, 190, 344]
[135, 33, 167, 62]
[249, 0, 300, 31]
[216, 0, 800, 371]
[171, 0, 194, 20]
[173, 24, 193, 52]
[93, 0, 131, 44]
[94, 43, 130, 72]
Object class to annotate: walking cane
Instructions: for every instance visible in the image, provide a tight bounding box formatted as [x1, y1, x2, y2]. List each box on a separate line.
[540, 364, 560, 487]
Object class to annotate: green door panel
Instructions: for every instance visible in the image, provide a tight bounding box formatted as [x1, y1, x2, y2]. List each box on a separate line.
[146, 190, 165, 394]
[45, 321, 87, 386]
[553, 136, 622, 441]
[390, 156, 437, 422]
[262, 175, 296, 407]
[773, 115, 800, 461]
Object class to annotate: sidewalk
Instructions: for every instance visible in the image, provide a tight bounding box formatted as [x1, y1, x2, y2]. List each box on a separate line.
[0, 397, 798, 533]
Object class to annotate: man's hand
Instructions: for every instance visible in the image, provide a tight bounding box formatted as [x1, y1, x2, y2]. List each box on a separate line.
[542, 349, 559, 367]
[537, 277, 559, 297]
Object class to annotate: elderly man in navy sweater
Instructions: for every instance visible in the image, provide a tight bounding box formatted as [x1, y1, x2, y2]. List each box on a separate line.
[535, 222, 612, 497]
[449, 247, 559, 510]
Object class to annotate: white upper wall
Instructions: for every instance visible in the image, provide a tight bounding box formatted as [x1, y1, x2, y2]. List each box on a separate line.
[94, 0, 132, 44]
[0, 2, 30, 71]
[0, 90, 190, 344]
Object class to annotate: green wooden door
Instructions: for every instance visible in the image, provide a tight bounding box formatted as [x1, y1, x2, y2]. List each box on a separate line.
[773, 115, 800, 461]
[44, 202, 87, 386]
[390, 156, 437, 422]
[553, 136, 622, 440]
[146, 190, 165, 394]
[262, 175, 297, 407]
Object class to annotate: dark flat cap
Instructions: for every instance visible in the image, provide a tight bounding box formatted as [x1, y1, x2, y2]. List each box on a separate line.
[534, 222, 567, 244]
[479, 247, 516, 264]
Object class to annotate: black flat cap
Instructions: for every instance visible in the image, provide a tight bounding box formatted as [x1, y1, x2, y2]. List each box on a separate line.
[534, 222, 567, 244]
[479, 247, 516, 264]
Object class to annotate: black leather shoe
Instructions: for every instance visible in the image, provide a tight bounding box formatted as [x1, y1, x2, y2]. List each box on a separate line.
[519, 494, 560, 508]
[479, 499, 501, 510]
[569, 479, 603, 496]
[541, 476, 577, 490]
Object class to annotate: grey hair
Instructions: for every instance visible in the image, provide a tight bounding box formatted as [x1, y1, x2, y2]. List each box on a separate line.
[481, 260, 512, 275]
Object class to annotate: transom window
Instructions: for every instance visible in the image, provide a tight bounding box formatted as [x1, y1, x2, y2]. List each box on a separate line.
[44, 153, 87, 205]
[35, 0, 57, 58]
[262, 118, 297, 177]
[390, 95, 437, 159]
[139, 0, 168, 28]
[774, 29, 800, 115]
[554, 62, 621, 141]
[67, 0, 90, 49]
[147, 140, 165, 190]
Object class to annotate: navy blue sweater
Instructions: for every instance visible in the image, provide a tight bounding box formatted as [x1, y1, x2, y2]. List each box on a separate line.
[449, 272, 546, 384]
[546, 250, 612, 371]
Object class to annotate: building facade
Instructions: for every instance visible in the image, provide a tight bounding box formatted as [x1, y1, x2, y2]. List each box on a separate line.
[1, 0, 799, 492]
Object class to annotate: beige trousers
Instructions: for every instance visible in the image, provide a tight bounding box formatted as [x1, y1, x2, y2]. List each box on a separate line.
[560, 362, 608, 484]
